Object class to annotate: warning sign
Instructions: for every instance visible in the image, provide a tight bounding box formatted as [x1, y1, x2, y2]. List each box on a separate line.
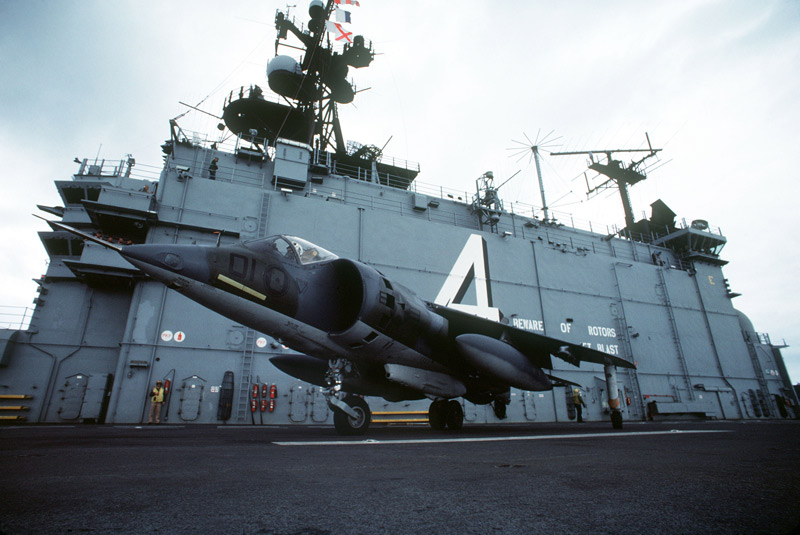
[160, 330, 173, 342]
[174, 331, 186, 343]
[256, 337, 268, 348]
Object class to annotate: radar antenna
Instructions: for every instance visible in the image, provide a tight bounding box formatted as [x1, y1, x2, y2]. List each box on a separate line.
[472, 170, 520, 233]
[507, 130, 561, 222]
[551, 133, 662, 229]
[271, 1, 375, 153]
[221, 1, 375, 154]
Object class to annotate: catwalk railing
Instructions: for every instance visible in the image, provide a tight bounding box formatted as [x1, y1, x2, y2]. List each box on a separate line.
[0, 306, 32, 330]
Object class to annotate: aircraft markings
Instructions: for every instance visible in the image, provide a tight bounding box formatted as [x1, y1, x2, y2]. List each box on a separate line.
[217, 273, 267, 301]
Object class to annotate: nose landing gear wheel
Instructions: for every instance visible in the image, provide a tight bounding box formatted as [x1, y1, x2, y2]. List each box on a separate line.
[333, 395, 371, 435]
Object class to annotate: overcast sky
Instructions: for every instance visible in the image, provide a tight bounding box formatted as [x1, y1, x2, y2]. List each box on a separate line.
[1, 1, 798, 382]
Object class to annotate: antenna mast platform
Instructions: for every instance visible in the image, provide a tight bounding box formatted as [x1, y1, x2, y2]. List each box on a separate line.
[551, 133, 662, 229]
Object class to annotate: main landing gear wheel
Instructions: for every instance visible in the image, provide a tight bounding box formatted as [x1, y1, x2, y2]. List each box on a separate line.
[333, 395, 371, 436]
[445, 400, 464, 430]
[428, 400, 464, 431]
[428, 400, 446, 430]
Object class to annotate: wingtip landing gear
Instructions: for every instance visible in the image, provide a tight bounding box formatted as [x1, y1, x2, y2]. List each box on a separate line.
[604, 364, 624, 430]
[492, 399, 508, 420]
[610, 409, 623, 430]
[428, 399, 464, 431]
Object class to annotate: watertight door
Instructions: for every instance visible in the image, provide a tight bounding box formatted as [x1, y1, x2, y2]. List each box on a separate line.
[58, 374, 89, 420]
[81, 373, 112, 422]
[179, 376, 205, 421]
[289, 384, 309, 422]
[310, 387, 329, 423]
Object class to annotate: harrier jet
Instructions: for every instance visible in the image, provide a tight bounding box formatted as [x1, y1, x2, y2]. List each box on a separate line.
[41, 219, 635, 435]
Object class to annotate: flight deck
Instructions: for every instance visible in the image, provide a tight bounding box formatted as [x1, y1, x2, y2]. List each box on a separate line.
[1, 420, 799, 534]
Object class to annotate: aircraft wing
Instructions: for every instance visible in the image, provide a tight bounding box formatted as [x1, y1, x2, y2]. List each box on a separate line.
[429, 303, 636, 370]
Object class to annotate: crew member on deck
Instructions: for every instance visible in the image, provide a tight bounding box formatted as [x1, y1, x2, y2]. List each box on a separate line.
[572, 388, 587, 423]
[208, 157, 219, 180]
[148, 380, 165, 424]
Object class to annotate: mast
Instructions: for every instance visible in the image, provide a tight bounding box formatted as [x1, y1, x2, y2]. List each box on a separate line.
[551, 133, 661, 229]
[221, 1, 374, 155]
[531, 145, 550, 222]
[509, 130, 561, 223]
[271, 0, 374, 154]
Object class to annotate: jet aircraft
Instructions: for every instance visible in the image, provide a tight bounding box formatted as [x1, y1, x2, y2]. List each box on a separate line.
[40, 218, 635, 435]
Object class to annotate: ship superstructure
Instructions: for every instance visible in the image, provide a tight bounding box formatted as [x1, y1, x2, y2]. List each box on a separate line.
[0, 2, 795, 426]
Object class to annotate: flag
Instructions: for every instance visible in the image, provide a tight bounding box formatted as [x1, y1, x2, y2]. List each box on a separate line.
[326, 21, 353, 43]
[334, 0, 360, 6]
[335, 9, 352, 23]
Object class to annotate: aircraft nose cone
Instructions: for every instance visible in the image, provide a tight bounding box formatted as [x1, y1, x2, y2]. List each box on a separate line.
[121, 244, 211, 283]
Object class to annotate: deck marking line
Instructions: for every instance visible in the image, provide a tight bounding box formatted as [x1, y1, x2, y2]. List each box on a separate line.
[273, 429, 730, 446]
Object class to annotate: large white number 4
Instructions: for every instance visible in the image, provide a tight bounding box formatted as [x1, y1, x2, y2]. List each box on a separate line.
[434, 234, 500, 321]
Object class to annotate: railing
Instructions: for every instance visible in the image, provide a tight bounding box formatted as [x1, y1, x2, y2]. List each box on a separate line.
[0, 306, 32, 330]
[164, 131, 705, 245]
[101, 136, 718, 262]
[73, 157, 162, 182]
[176, 126, 274, 161]
[170, 152, 270, 187]
[744, 330, 788, 348]
[377, 154, 420, 173]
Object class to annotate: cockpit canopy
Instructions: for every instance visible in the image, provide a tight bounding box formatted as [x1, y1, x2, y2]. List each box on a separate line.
[242, 235, 338, 265]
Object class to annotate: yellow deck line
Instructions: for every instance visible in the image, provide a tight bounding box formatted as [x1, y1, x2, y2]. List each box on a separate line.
[373, 419, 429, 424]
[373, 411, 429, 416]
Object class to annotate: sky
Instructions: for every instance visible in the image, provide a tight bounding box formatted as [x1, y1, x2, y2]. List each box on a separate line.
[1, 1, 798, 383]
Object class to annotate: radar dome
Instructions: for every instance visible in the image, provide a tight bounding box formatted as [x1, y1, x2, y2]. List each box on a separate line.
[735, 309, 757, 338]
[308, 0, 324, 19]
[267, 55, 302, 77]
[267, 56, 315, 101]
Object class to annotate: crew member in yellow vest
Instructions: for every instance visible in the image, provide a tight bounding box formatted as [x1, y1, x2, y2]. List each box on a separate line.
[148, 380, 165, 424]
[572, 388, 587, 423]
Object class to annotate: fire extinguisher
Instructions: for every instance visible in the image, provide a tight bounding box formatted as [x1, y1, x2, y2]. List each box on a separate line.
[250, 398, 257, 412]
[269, 384, 277, 399]
[163, 379, 171, 395]
[252, 384, 259, 400]
[268, 399, 276, 413]
[261, 383, 268, 399]
[260, 399, 268, 412]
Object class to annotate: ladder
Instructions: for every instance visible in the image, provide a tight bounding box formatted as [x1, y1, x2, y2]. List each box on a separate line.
[231, 194, 270, 423]
[610, 263, 644, 418]
[656, 268, 694, 400]
[235, 329, 256, 423]
[258, 193, 271, 238]
[743, 334, 773, 417]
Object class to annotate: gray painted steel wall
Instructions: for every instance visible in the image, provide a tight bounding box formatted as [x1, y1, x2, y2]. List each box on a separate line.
[0, 140, 794, 426]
